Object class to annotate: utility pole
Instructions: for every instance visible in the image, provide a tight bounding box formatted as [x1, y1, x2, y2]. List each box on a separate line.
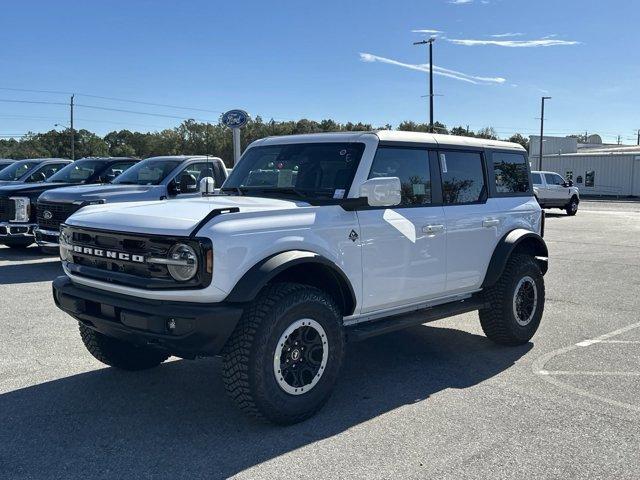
[538, 96, 551, 170]
[617, 135, 621, 145]
[637, 129, 639, 146]
[413, 37, 435, 133]
[70, 94, 75, 161]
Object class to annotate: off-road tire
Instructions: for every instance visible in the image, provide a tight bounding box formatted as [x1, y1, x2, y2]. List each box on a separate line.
[79, 323, 169, 370]
[479, 254, 545, 345]
[222, 283, 345, 425]
[566, 196, 579, 216]
[3, 238, 33, 249]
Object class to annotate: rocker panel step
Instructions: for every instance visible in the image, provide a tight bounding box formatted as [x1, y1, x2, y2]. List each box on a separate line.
[346, 297, 488, 342]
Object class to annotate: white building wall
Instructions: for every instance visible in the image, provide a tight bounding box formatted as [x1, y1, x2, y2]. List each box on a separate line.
[529, 136, 578, 156]
[537, 154, 640, 196]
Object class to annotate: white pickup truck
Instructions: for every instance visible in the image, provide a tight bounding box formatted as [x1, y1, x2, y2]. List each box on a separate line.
[532, 170, 580, 216]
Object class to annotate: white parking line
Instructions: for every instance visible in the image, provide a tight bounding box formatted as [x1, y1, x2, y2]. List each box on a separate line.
[539, 370, 640, 377]
[532, 320, 640, 414]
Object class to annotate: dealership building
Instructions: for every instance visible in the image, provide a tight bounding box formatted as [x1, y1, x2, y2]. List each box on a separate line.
[529, 135, 640, 197]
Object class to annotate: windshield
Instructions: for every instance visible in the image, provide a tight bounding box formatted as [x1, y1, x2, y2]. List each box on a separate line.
[0, 161, 38, 181]
[113, 159, 182, 185]
[222, 142, 365, 200]
[46, 160, 106, 184]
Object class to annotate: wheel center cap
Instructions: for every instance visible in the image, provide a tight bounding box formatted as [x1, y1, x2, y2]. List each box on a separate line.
[291, 349, 301, 361]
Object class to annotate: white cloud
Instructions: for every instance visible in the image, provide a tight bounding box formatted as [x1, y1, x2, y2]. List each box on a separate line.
[449, 0, 473, 3]
[490, 32, 523, 38]
[446, 38, 580, 47]
[359, 52, 506, 85]
[412, 29, 443, 34]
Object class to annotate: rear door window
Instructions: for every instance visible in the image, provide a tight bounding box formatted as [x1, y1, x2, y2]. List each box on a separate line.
[440, 151, 486, 204]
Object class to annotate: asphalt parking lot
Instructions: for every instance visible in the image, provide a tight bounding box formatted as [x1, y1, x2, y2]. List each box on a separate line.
[1, 200, 639, 479]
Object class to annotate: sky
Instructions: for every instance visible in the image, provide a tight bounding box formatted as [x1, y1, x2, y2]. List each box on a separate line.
[1, 0, 639, 144]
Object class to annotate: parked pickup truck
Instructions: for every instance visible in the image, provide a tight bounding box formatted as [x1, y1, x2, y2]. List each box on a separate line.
[0, 157, 137, 248]
[532, 170, 580, 216]
[36, 155, 227, 248]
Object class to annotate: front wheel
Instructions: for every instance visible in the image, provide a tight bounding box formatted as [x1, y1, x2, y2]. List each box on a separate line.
[566, 196, 579, 216]
[222, 283, 345, 424]
[479, 254, 545, 345]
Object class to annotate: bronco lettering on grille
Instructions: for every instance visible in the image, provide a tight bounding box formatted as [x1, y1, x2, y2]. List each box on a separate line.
[71, 245, 145, 263]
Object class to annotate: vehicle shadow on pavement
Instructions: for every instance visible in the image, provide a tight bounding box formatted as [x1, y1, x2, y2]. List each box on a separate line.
[0, 260, 63, 285]
[0, 246, 57, 262]
[0, 325, 532, 479]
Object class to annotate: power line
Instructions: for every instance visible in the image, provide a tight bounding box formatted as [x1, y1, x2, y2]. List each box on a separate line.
[74, 103, 217, 122]
[0, 87, 225, 114]
[0, 98, 67, 106]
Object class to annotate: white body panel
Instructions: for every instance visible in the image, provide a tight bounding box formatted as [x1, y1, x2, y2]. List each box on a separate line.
[358, 206, 446, 313]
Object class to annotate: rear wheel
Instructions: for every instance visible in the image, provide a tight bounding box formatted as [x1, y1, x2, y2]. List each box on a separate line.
[222, 283, 345, 424]
[566, 196, 579, 216]
[79, 324, 169, 370]
[479, 254, 545, 345]
[3, 238, 33, 249]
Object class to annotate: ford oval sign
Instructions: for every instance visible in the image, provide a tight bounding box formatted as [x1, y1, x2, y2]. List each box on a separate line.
[222, 109, 250, 129]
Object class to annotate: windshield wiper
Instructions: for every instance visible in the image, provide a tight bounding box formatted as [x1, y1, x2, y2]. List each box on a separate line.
[247, 187, 310, 199]
[220, 186, 247, 196]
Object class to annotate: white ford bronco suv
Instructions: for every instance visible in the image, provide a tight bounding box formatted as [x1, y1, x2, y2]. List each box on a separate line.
[53, 131, 547, 424]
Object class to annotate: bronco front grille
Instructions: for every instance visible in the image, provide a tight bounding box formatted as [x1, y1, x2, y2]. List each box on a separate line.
[61, 225, 212, 290]
[37, 202, 81, 231]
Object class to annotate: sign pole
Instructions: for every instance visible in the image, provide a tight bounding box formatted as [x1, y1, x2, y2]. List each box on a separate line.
[222, 109, 250, 168]
[232, 128, 241, 166]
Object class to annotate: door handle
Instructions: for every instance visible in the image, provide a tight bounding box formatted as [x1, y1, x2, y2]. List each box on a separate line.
[482, 218, 500, 228]
[423, 224, 445, 234]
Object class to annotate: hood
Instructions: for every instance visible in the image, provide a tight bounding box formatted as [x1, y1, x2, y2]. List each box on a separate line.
[0, 182, 72, 198]
[38, 183, 161, 204]
[66, 195, 304, 237]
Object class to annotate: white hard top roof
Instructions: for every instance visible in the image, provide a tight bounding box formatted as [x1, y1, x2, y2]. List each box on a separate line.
[253, 130, 525, 151]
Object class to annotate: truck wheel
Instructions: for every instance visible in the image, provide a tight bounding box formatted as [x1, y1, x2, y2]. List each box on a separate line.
[3, 238, 33, 249]
[79, 324, 169, 370]
[479, 254, 545, 345]
[222, 283, 345, 425]
[566, 196, 579, 216]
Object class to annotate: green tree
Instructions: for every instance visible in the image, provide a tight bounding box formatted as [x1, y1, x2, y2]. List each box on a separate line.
[507, 133, 529, 151]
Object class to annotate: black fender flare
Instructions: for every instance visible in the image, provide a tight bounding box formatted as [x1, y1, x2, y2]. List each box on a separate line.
[225, 250, 357, 315]
[482, 229, 548, 288]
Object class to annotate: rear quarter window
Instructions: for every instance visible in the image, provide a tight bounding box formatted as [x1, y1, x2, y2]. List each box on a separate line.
[492, 152, 530, 195]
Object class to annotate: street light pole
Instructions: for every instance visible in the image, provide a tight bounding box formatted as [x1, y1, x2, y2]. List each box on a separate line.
[538, 96, 551, 170]
[413, 37, 436, 133]
[70, 94, 75, 161]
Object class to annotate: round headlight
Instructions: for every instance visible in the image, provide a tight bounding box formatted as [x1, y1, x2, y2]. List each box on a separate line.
[167, 244, 198, 282]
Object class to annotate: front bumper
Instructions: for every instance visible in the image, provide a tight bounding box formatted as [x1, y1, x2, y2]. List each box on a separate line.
[0, 221, 36, 239]
[34, 227, 60, 247]
[52, 276, 244, 358]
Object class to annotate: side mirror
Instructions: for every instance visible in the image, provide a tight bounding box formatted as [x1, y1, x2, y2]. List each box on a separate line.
[199, 177, 215, 195]
[568, 180, 574, 187]
[167, 180, 179, 196]
[359, 177, 402, 207]
[100, 173, 116, 184]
